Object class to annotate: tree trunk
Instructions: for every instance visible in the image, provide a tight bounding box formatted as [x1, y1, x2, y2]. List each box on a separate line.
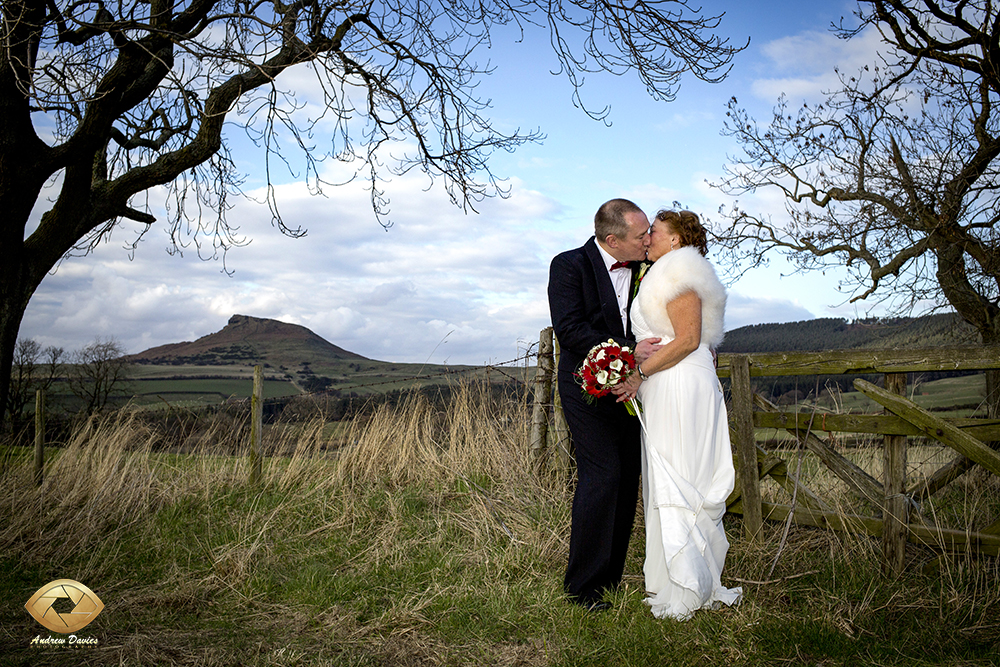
[0, 191, 58, 426]
[934, 244, 1000, 419]
[0, 275, 33, 428]
[0, 1, 54, 426]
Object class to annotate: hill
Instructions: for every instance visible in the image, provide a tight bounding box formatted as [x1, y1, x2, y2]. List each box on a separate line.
[717, 313, 984, 403]
[718, 313, 979, 354]
[122, 315, 502, 407]
[130, 314, 367, 367]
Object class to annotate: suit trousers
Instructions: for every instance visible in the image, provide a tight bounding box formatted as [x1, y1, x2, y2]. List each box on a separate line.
[559, 368, 642, 603]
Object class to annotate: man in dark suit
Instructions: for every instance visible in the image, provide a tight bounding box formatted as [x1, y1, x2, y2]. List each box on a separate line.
[548, 198, 661, 611]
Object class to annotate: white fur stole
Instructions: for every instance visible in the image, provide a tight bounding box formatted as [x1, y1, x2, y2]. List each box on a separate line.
[636, 246, 727, 349]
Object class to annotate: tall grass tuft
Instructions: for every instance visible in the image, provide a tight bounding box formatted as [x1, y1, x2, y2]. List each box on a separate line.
[0, 410, 165, 571]
[336, 380, 536, 489]
[332, 379, 570, 578]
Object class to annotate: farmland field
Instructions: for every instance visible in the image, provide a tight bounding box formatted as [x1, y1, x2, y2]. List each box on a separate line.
[129, 377, 299, 404]
[816, 372, 987, 414]
[753, 372, 988, 445]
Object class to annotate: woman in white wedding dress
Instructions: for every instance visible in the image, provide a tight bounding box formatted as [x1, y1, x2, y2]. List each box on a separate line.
[614, 209, 742, 620]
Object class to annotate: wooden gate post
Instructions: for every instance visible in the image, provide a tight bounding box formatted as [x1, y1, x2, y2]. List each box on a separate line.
[883, 372, 908, 574]
[33, 389, 45, 487]
[731, 354, 762, 542]
[530, 327, 554, 466]
[986, 369, 999, 419]
[552, 335, 572, 475]
[249, 365, 263, 485]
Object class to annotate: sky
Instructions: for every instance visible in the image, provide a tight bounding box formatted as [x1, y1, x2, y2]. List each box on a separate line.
[20, 0, 895, 367]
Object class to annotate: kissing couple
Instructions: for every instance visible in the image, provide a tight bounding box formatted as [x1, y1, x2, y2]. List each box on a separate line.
[548, 198, 742, 620]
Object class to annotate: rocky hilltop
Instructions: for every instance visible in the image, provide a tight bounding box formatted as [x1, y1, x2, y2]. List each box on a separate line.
[130, 314, 366, 366]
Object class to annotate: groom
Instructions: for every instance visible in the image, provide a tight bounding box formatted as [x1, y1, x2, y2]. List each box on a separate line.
[547, 198, 661, 611]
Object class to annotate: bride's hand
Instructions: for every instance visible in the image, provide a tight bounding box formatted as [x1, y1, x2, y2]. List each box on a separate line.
[612, 373, 642, 402]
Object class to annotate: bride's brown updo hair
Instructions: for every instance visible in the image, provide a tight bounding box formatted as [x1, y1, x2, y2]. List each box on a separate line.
[655, 209, 708, 257]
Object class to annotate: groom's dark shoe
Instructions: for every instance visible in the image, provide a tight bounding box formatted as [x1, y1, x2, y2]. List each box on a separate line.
[568, 596, 611, 612]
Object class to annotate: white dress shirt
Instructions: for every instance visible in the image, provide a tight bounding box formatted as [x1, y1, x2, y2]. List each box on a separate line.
[596, 242, 631, 335]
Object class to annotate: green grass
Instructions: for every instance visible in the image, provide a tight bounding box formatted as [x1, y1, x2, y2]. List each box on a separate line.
[1, 385, 998, 666]
[130, 377, 300, 403]
[4, 480, 996, 666]
[813, 373, 988, 415]
[128, 359, 518, 400]
[755, 373, 990, 445]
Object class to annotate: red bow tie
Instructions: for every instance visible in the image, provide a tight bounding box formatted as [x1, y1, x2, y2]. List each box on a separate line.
[609, 261, 633, 271]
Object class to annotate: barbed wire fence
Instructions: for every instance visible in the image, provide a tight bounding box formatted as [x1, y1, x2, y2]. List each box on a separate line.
[235, 336, 556, 483]
[299, 350, 539, 396]
[199, 344, 545, 433]
[21, 333, 560, 486]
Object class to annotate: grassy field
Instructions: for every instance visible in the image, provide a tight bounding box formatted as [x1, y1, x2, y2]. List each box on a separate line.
[812, 372, 987, 415]
[753, 373, 989, 445]
[24, 359, 515, 415]
[130, 377, 301, 404]
[127, 359, 507, 403]
[1, 382, 998, 666]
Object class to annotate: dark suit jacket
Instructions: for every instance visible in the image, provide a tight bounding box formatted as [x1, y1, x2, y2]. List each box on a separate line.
[548, 237, 636, 378]
[548, 237, 642, 602]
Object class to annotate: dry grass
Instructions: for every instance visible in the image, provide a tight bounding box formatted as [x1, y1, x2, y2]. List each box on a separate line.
[1, 411, 166, 572]
[1, 378, 998, 665]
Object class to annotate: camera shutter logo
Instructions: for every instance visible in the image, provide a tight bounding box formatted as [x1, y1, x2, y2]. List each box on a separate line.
[25, 579, 105, 634]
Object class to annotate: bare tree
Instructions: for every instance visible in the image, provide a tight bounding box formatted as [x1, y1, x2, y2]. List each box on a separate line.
[6, 338, 63, 427]
[66, 338, 132, 415]
[711, 0, 1000, 413]
[0, 0, 747, 423]
[847, 0, 1000, 96]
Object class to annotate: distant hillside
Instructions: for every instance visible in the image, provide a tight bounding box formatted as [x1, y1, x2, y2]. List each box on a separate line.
[130, 314, 367, 366]
[718, 313, 979, 354]
[717, 313, 983, 402]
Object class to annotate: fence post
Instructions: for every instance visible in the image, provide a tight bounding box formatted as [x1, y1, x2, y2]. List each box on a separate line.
[34, 389, 44, 487]
[551, 334, 572, 476]
[731, 354, 762, 542]
[987, 369, 999, 419]
[883, 372, 908, 574]
[530, 327, 554, 467]
[249, 365, 263, 485]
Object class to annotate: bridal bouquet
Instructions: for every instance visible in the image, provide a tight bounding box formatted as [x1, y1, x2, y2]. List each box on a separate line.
[577, 339, 642, 418]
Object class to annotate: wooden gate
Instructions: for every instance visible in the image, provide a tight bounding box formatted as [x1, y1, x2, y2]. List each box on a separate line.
[529, 330, 1000, 572]
[720, 347, 1000, 572]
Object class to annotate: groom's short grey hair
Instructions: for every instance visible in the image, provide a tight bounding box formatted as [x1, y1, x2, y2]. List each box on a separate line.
[595, 198, 643, 242]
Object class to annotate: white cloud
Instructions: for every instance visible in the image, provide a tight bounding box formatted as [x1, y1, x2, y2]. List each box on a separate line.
[752, 28, 885, 103]
[725, 291, 817, 331]
[20, 162, 565, 365]
[652, 110, 718, 132]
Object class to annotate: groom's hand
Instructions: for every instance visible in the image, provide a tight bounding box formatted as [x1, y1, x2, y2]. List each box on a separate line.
[635, 338, 663, 364]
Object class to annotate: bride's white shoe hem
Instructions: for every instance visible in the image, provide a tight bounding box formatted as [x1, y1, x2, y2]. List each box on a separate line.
[644, 586, 743, 621]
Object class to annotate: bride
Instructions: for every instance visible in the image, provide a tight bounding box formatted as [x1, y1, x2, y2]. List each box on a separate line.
[613, 209, 742, 620]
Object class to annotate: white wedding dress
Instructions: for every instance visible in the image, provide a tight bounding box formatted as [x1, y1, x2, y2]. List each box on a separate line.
[630, 251, 742, 620]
